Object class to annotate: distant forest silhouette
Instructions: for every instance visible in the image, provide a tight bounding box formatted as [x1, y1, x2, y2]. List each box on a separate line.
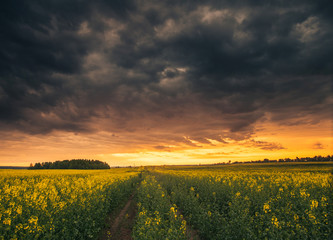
[215, 155, 333, 165]
[29, 159, 110, 169]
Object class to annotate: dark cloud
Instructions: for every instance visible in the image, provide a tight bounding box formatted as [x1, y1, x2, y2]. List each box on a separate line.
[153, 145, 173, 151]
[246, 140, 286, 151]
[0, 0, 332, 147]
[312, 142, 325, 149]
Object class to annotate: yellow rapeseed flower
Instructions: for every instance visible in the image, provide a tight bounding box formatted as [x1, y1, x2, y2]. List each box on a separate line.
[3, 218, 11, 225]
[28, 216, 38, 225]
[170, 207, 175, 213]
[16, 205, 22, 215]
[271, 216, 279, 228]
[207, 211, 212, 217]
[263, 203, 270, 213]
[310, 200, 318, 210]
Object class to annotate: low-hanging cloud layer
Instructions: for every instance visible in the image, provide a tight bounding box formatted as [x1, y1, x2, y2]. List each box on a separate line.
[0, 0, 332, 163]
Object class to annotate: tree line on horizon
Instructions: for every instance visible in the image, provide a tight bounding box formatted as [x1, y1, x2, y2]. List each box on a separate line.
[28, 159, 110, 169]
[215, 155, 333, 165]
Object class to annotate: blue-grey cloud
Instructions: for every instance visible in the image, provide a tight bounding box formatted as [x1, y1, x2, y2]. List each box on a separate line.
[0, 0, 332, 145]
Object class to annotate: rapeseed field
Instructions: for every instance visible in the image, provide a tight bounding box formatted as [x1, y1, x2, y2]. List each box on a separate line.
[0, 163, 331, 239]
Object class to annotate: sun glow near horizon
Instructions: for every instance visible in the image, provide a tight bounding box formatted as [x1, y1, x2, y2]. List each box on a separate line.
[1, 119, 331, 167]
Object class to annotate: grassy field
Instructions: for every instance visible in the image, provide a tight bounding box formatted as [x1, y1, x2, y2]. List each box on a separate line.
[0, 162, 332, 239]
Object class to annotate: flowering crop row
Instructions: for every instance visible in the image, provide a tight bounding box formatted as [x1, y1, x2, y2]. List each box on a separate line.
[0, 169, 140, 240]
[133, 175, 187, 240]
[154, 168, 331, 240]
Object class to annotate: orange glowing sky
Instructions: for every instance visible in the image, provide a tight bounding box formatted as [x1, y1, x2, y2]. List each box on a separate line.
[1, 118, 331, 167]
[0, 1, 332, 166]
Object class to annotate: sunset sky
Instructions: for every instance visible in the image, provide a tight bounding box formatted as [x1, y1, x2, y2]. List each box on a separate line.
[1, 0, 332, 166]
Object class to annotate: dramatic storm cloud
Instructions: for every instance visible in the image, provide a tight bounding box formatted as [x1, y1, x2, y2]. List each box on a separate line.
[1, 0, 332, 165]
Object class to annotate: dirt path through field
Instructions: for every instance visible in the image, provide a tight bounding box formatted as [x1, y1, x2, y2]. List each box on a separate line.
[176, 209, 200, 240]
[187, 224, 200, 240]
[99, 193, 137, 240]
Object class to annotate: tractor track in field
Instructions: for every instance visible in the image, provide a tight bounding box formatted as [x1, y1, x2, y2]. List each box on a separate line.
[99, 193, 137, 240]
[176, 208, 201, 240]
[153, 173, 200, 240]
[99, 175, 200, 240]
[186, 219, 201, 240]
